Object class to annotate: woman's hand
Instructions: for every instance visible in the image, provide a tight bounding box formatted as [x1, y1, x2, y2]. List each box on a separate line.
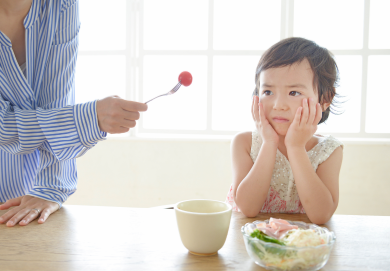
[0, 195, 59, 227]
[96, 96, 148, 134]
[252, 96, 279, 146]
[285, 98, 322, 149]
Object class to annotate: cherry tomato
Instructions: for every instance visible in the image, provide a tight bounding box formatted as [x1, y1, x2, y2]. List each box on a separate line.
[178, 71, 192, 87]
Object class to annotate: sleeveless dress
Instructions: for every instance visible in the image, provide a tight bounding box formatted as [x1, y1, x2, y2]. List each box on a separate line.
[226, 130, 343, 213]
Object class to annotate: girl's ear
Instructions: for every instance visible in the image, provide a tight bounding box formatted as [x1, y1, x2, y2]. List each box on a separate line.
[321, 102, 331, 112]
[321, 87, 335, 112]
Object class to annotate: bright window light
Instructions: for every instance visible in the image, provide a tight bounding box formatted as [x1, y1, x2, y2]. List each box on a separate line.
[75, 55, 126, 104]
[143, 0, 208, 50]
[142, 55, 208, 130]
[369, 0, 390, 49]
[294, 0, 364, 50]
[317, 56, 362, 133]
[212, 56, 258, 131]
[213, 0, 281, 50]
[75, 0, 390, 139]
[366, 56, 390, 133]
[79, 0, 126, 51]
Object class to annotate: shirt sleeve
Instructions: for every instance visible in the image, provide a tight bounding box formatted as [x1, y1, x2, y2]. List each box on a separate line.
[26, 101, 106, 207]
[0, 100, 105, 157]
[29, 0, 107, 206]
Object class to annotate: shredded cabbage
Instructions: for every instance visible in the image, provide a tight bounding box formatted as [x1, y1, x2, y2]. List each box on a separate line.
[247, 228, 331, 270]
[284, 229, 326, 247]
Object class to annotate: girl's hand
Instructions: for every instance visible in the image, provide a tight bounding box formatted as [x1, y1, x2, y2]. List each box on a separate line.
[0, 195, 59, 227]
[285, 98, 322, 149]
[252, 96, 279, 146]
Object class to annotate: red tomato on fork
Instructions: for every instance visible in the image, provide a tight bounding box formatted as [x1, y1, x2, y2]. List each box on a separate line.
[178, 71, 192, 87]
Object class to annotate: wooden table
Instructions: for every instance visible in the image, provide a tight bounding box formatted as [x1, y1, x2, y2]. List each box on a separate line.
[0, 205, 389, 271]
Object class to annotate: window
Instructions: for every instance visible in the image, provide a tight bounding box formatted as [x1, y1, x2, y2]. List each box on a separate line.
[77, 0, 389, 139]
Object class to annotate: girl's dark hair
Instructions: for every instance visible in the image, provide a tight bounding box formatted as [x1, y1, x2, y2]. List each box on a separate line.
[254, 37, 340, 124]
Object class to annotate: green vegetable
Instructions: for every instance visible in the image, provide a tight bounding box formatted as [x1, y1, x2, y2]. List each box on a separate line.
[249, 240, 265, 259]
[250, 229, 288, 257]
[250, 229, 286, 246]
[246, 228, 330, 269]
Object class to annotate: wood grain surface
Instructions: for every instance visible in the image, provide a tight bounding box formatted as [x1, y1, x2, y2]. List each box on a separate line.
[0, 205, 389, 271]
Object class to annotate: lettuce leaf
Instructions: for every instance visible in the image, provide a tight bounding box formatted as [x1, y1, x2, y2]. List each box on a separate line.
[250, 229, 286, 246]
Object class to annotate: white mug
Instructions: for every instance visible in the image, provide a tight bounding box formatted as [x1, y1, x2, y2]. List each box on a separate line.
[175, 199, 232, 256]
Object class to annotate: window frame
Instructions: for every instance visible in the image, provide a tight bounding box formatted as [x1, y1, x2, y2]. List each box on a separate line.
[79, 0, 390, 140]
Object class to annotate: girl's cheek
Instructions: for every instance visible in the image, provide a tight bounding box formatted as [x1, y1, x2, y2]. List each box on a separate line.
[259, 95, 264, 102]
[298, 97, 306, 106]
[306, 95, 319, 104]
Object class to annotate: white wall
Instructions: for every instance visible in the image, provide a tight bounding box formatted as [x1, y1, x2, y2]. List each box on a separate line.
[65, 138, 390, 216]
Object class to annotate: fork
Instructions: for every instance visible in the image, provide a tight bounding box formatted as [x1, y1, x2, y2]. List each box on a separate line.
[145, 81, 182, 104]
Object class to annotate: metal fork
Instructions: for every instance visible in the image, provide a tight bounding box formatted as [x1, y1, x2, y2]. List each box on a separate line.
[145, 81, 182, 104]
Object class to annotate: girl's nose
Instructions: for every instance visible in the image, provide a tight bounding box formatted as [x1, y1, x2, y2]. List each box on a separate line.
[273, 96, 288, 111]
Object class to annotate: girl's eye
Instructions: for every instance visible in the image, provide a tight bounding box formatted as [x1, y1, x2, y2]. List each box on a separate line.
[289, 91, 301, 97]
[263, 90, 273, 96]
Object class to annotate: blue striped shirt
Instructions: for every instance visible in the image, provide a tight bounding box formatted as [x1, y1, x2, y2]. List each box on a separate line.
[0, 0, 106, 206]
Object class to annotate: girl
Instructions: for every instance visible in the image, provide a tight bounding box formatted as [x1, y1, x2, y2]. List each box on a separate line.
[226, 37, 343, 224]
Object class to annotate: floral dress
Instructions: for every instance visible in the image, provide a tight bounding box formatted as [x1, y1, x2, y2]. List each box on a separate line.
[226, 130, 343, 213]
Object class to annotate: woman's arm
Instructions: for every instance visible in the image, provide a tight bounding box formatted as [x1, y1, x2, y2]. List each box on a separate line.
[0, 0, 102, 157]
[232, 132, 277, 217]
[0, 1, 99, 227]
[0, 0, 145, 227]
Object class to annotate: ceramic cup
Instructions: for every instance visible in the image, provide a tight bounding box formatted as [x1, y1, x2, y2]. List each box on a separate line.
[175, 199, 232, 256]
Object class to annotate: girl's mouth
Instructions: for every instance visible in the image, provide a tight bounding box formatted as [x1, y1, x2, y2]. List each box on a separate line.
[272, 117, 289, 123]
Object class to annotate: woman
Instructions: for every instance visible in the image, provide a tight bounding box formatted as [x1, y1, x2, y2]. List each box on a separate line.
[0, 0, 147, 226]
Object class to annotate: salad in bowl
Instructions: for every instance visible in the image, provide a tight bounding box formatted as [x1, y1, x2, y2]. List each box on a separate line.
[241, 218, 335, 271]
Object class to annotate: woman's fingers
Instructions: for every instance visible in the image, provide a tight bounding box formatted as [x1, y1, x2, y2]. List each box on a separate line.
[314, 103, 323, 124]
[0, 196, 22, 210]
[19, 209, 41, 226]
[6, 208, 31, 227]
[123, 110, 140, 121]
[307, 98, 316, 125]
[0, 206, 22, 224]
[121, 119, 136, 129]
[120, 99, 148, 113]
[301, 98, 309, 126]
[38, 208, 52, 224]
[0, 195, 59, 226]
[96, 96, 147, 134]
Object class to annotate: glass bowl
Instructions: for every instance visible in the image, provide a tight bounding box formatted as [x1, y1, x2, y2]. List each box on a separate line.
[241, 220, 336, 271]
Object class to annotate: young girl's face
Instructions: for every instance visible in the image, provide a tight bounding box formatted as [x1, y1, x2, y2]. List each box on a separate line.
[258, 58, 322, 136]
